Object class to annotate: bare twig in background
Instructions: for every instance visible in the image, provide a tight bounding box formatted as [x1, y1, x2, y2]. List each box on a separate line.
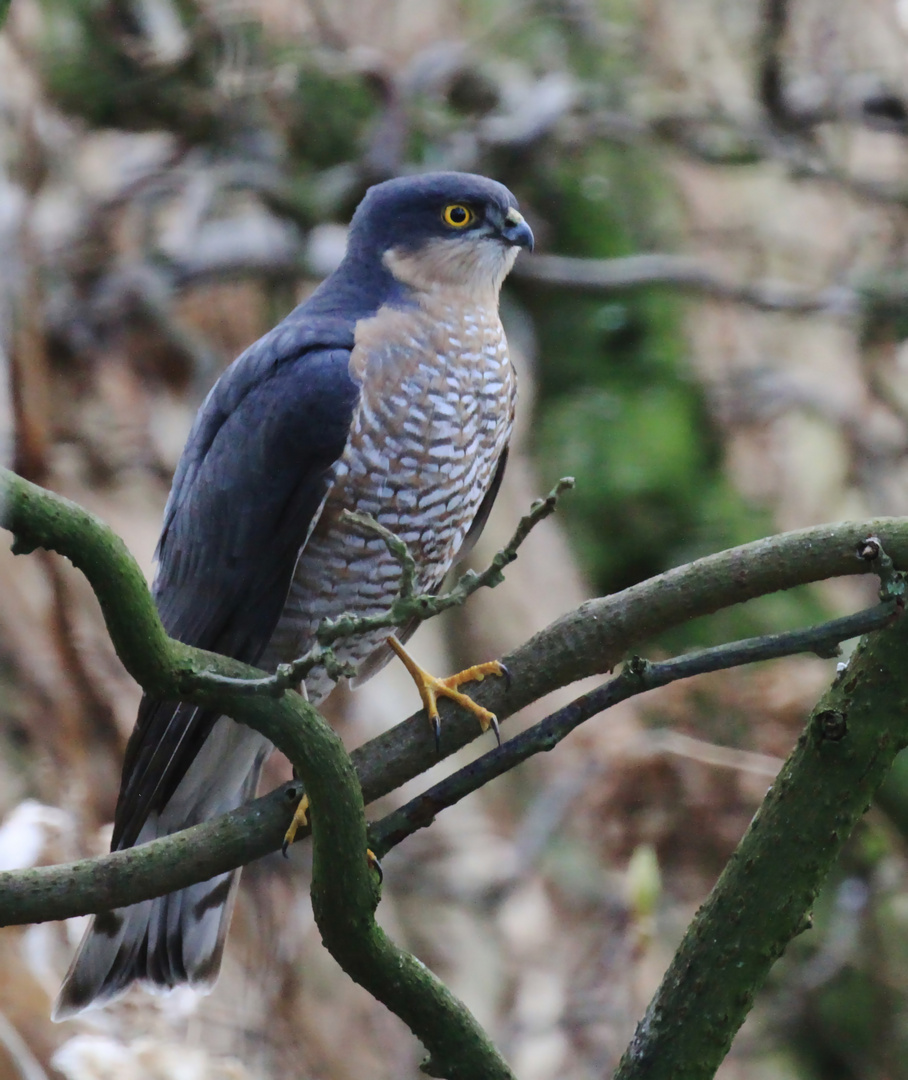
[588, 107, 908, 204]
[516, 253, 859, 316]
[632, 730, 782, 777]
[757, 0, 795, 131]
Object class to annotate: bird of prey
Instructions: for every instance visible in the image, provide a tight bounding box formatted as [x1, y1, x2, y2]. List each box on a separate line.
[53, 171, 533, 1019]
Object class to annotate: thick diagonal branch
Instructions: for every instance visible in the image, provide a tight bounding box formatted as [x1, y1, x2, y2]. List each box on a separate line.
[368, 599, 900, 857]
[613, 604, 908, 1078]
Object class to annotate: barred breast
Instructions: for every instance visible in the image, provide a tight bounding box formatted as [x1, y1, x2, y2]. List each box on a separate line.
[263, 295, 516, 705]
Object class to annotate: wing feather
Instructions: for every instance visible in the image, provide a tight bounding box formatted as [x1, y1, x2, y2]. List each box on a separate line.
[113, 322, 360, 849]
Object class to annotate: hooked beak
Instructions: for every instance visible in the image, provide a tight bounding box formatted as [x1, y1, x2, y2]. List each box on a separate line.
[500, 207, 534, 252]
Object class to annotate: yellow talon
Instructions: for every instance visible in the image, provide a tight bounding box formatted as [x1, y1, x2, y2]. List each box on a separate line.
[367, 848, 384, 883]
[283, 795, 382, 883]
[387, 635, 506, 750]
[282, 792, 310, 856]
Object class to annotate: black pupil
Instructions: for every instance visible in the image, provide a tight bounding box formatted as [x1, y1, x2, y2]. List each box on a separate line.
[450, 206, 468, 223]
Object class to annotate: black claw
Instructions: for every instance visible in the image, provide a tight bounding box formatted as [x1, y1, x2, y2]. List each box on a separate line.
[499, 663, 512, 691]
[433, 714, 442, 754]
[282, 838, 291, 859]
[369, 852, 384, 883]
[490, 714, 501, 747]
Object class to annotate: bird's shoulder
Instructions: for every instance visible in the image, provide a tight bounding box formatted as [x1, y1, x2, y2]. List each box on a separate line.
[161, 313, 356, 523]
[152, 306, 365, 642]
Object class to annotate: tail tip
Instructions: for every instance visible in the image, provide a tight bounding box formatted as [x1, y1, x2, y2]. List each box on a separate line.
[51, 977, 107, 1023]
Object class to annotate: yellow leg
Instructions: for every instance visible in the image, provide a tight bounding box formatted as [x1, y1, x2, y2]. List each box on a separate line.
[283, 794, 381, 879]
[282, 793, 309, 856]
[387, 635, 507, 749]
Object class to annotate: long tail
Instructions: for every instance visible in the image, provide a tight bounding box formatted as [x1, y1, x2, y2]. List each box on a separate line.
[52, 718, 271, 1020]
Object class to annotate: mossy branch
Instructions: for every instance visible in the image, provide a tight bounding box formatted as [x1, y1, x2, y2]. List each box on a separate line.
[369, 597, 900, 857]
[614, 595, 908, 1077]
[8, 599, 893, 926]
[7, 476, 908, 907]
[0, 467, 514, 1080]
[7, 471, 908, 1076]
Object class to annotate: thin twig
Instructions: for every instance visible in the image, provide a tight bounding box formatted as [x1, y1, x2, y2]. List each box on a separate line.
[187, 477, 575, 697]
[515, 253, 859, 316]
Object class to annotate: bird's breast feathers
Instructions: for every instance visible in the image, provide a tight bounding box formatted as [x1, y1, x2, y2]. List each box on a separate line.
[264, 293, 516, 696]
[347, 294, 516, 479]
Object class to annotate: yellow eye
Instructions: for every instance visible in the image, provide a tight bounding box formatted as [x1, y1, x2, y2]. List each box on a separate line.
[442, 204, 475, 228]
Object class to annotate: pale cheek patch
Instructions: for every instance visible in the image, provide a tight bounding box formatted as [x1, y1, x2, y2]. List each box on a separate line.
[384, 238, 515, 300]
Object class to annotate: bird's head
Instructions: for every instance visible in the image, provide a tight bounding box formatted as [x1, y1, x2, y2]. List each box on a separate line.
[346, 172, 533, 300]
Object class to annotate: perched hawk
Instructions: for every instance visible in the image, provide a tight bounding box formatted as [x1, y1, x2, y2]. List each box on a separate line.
[54, 171, 533, 1018]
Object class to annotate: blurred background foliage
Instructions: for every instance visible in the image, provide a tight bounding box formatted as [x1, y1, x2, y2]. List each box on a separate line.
[4, 0, 908, 1078]
[31, 0, 785, 618]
